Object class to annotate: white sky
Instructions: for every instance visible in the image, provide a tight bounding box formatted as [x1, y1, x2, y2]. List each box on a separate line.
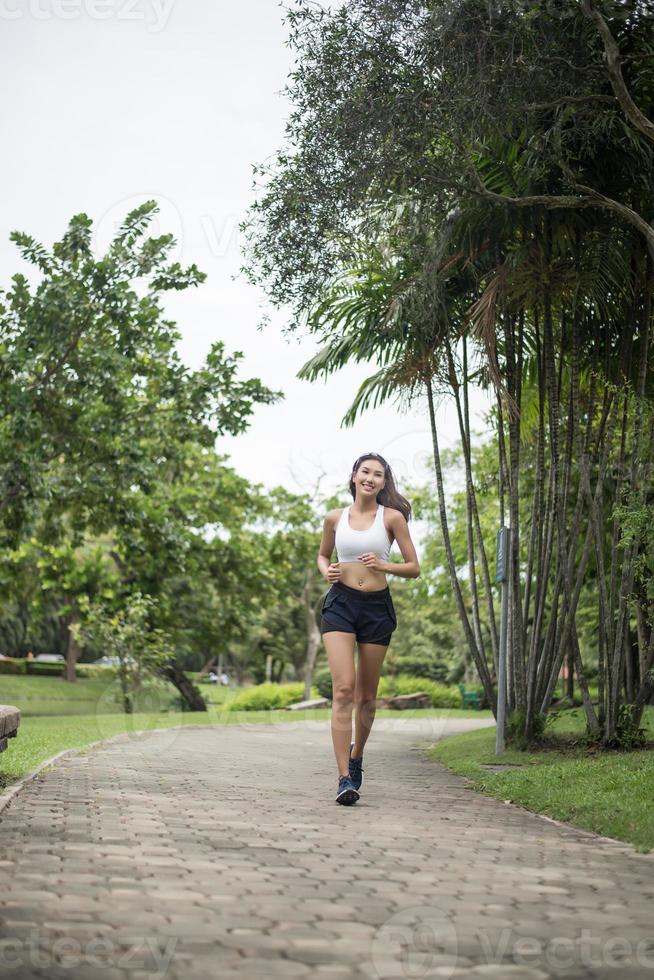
[1, 0, 493, 555]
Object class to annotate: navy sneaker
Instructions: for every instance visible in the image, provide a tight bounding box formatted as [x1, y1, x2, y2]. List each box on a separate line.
[336, 774, 360, 805]
[349, 742, 364, 791]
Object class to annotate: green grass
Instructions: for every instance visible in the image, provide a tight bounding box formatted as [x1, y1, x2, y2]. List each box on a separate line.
[0, 671, 244, 715]
[430, 706, 654, 853]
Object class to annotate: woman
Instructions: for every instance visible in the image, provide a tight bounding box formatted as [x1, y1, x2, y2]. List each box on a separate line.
[316, 452, 420, 805]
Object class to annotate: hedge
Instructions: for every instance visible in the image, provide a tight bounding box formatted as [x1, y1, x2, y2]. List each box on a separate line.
[313, 670, 464, 708]
[225, 682, 318, 712]
[393, 656, 449, 683]
[0, 658, 115, 677]
[377, 675, 463, 707]
[0, 657, 27, 675]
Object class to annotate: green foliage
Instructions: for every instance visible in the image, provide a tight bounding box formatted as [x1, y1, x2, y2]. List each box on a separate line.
[378, 675, 463, 708]
[313, 667, 333, 701]
[75, 664, 112, 679]
[311, 667, 466, 708]
[0, 201, 287, 688]
[75, 593, 173, 714]
[506, 709, 557, 751]
[0, 657, 27, 674]
[393, 655, 449, 682]
[225, 682, 310, 712]
[613, 483, 654, 629]
[241, 0, 654, 754]
[612, 704, 648, 751]
[18, 660, 108, 678]
[0, 602, 28, 658]
[25, 661, 65, 676]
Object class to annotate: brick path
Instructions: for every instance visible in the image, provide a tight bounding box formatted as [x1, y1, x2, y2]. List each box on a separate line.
[0, 715, 653, 980]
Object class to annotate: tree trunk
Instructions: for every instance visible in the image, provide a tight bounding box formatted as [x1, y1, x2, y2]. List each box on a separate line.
[159, 662, 207, 711]
[63, 610, 80, 684]
[446, 338, 494, 674]
[198, 655, 218, 676]
[565, 648, 574, 700]
[426, 380, 496, 712]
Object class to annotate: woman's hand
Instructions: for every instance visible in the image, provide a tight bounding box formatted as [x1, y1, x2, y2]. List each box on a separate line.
[357, 553, 387, 572]
[326, 562, 342, 582]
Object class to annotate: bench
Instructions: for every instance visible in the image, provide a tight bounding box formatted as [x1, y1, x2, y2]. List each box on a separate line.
[387, 692, 432, 710]
[0, 705, 20, 753]
[458, 683, 482, 710]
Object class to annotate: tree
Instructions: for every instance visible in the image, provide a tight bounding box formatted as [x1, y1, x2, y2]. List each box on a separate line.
[77, 593, 175, 714]
[0, 201, 283, 691]
[242, 0, 654, 747]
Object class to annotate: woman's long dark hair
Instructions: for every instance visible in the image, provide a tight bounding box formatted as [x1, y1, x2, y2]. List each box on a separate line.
[348, 452, 412, 522]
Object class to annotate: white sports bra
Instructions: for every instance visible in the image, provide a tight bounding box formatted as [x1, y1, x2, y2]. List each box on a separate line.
[335, 504, 392, 564]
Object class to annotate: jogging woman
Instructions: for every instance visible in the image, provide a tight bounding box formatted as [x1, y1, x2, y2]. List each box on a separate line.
[316, 452, 420, 805]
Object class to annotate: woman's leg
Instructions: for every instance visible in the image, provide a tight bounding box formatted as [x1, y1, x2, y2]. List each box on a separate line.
[352, 641, 388, 758]
[323, 630, 357, 777]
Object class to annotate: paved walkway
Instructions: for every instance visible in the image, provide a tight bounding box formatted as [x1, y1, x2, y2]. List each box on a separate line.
[0, 715, 653, 980]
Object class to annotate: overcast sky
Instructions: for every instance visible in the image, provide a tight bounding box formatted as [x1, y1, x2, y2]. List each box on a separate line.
[1, 0, 493, 550]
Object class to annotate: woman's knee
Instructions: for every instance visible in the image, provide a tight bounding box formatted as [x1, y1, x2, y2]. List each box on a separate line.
[332, 682, 355, 703]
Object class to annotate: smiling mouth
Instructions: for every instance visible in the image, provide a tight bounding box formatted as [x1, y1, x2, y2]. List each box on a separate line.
[363, 484, 374, 489]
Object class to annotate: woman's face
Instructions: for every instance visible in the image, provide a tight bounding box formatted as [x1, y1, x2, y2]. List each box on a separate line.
[353, 458, 385, 498]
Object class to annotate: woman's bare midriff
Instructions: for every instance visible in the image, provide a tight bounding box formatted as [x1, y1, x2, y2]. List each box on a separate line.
[336, 563, 388, 592]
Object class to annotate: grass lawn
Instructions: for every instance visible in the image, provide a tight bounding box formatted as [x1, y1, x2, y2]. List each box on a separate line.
[0, 671, 238, 716]
[430, 705, 654, 853]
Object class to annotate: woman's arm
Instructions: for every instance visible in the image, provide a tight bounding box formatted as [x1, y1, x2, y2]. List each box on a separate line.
[381, 510, 421, 579]
[381, 558, 420, 579]
[317, 510, 341, 582]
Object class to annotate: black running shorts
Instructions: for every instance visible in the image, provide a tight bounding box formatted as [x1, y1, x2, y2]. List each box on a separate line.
[319, 580, 397, 647]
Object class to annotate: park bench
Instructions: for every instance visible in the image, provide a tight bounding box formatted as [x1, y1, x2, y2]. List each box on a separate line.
[387, 692, 432, 709]
[458, 683, 482, 710]
[0, 705, 20, 753]
[286, 698, 330, 710]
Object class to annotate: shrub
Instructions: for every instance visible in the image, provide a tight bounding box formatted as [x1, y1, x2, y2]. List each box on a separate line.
[613, 704, 647, 750]
[313, 668, 333, 701]
[226, 682, 312, 712]
[26, 661, 65, 676]
[506, 709, 555, 749]
[446, 661, 466, 685]
[394, 656, 449, 683]
[167, 694, 191, 713]
[0, 657, 27, 674]
[76, 664, 113, 678]
[378, 675, 463, 708]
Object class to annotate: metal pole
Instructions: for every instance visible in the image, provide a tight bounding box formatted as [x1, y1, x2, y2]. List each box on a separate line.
[495, 526, 509, 756]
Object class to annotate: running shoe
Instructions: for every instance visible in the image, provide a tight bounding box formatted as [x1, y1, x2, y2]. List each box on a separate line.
[335, 774, 360, 805]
